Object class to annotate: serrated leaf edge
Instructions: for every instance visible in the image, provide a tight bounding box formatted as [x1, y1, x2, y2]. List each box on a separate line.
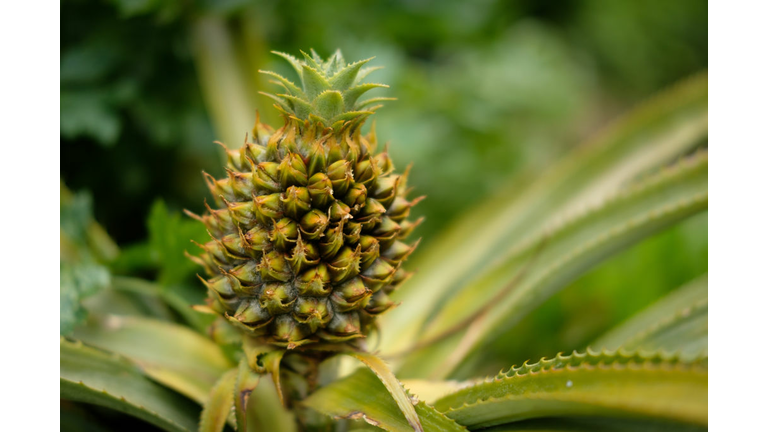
[60, 378, 192, 432]
[61, 337, 199, 431]
[437, 348, 707, 413]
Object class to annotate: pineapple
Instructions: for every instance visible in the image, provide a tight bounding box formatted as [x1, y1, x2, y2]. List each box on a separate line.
[188, 50, 422, 349]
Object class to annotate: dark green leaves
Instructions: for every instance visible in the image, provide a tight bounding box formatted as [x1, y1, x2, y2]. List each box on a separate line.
[61, 262, 110, 335]
[60, 91, 122, 146]
[61, 183, 117, 335]
[147, 200, 209, 286]
[108, 200, 212, 331]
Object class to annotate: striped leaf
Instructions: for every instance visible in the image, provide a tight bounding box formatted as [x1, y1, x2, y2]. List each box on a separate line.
[398, 151, 708, 379]
[592, 275, 707, 359]
[346, 352, 424, 432]
[73, 315, 233, 404]
[433, 350, 707, 429]
[60, 337, 199, 432]
[379, 73, 708, 359]
[303, 367, 465, 432]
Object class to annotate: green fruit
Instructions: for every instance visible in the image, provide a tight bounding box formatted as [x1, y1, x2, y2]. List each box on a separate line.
[189, 50, 422, 348]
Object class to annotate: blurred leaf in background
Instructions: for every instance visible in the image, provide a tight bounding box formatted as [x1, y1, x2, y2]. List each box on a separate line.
[147, 200, 208, 286]
[109, 200, 212, 332]
[113, 200, 208, 287]
[61, 0, 707, 247]
[60, 0, 220, 246]
[456, 212, 708, 378]
[61, 182, 119, 335]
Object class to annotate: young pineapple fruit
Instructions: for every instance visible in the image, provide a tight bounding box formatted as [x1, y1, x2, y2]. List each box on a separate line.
[188, 50, 422, 348]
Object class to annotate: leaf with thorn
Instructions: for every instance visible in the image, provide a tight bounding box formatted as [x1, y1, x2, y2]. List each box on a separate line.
[433, 350, 707, 429]
[60, 338, 200, 432]
[304, 358, 464, 432]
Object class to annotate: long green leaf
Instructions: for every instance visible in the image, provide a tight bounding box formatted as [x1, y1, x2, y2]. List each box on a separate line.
[379, 73, 708, 356]
[592, 275, 707, 359]
[399, 151, 708, 378]
[400, 380, 475, 405]
[303, 367, 465, 432]
[190, 16, 258, 150]
[111, 276, 213, 333]
[433, 350, 707, 429]
[60, 338, 200, 432]
[199, 368, 237, 432]
[479, 417, 706, 431]
[245, 372, 298, 432]
[82, 282, 176, 322]
[234, 359, 260, 431]
[346, 352, 425, 431]
[73, 315, 233, 404]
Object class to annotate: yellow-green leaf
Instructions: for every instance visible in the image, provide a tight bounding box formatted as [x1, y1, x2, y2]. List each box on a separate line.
[199, 368, 237, 432]
[592, 275, 707, 359]
[400, 380, 475, 405]
[190, 16, 258, 150]
[379, 73, 708, 357]
[245, 373, 298, 432]
[304, 367, 465, 432]
[399, 151, 708, 379]
[477, 417, 706, 431]
[60, 338, 199, 432]
[346, 352, 424, 431]
[433, 350, 707, 429]
[234, 359, 260, 432]
[73, 315, 233, 404]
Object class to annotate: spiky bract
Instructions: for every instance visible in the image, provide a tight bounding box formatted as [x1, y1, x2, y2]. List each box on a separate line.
[189, 50, 421, 348]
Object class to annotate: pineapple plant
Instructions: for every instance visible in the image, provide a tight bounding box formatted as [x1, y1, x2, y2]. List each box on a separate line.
[186, 50, 421, 350]
[61, 48, 708, 432]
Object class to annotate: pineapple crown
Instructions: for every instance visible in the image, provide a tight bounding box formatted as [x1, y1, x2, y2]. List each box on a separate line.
[259, 49, 393, 130]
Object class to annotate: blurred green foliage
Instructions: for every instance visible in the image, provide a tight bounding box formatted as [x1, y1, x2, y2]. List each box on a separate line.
[61, 0, 706, 244]
[61, 0, 706, 415]
[454, 212, 708, 379]
[111, 200, 208, 286]
[61, 183, 118, 335]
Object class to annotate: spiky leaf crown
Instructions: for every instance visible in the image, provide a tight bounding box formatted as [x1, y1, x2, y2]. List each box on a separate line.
[189, 50, 421, 349]
[259, 49, 393, 129]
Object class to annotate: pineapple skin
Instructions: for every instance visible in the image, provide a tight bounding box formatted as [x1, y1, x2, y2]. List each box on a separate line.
[189, 50, 422, 348]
